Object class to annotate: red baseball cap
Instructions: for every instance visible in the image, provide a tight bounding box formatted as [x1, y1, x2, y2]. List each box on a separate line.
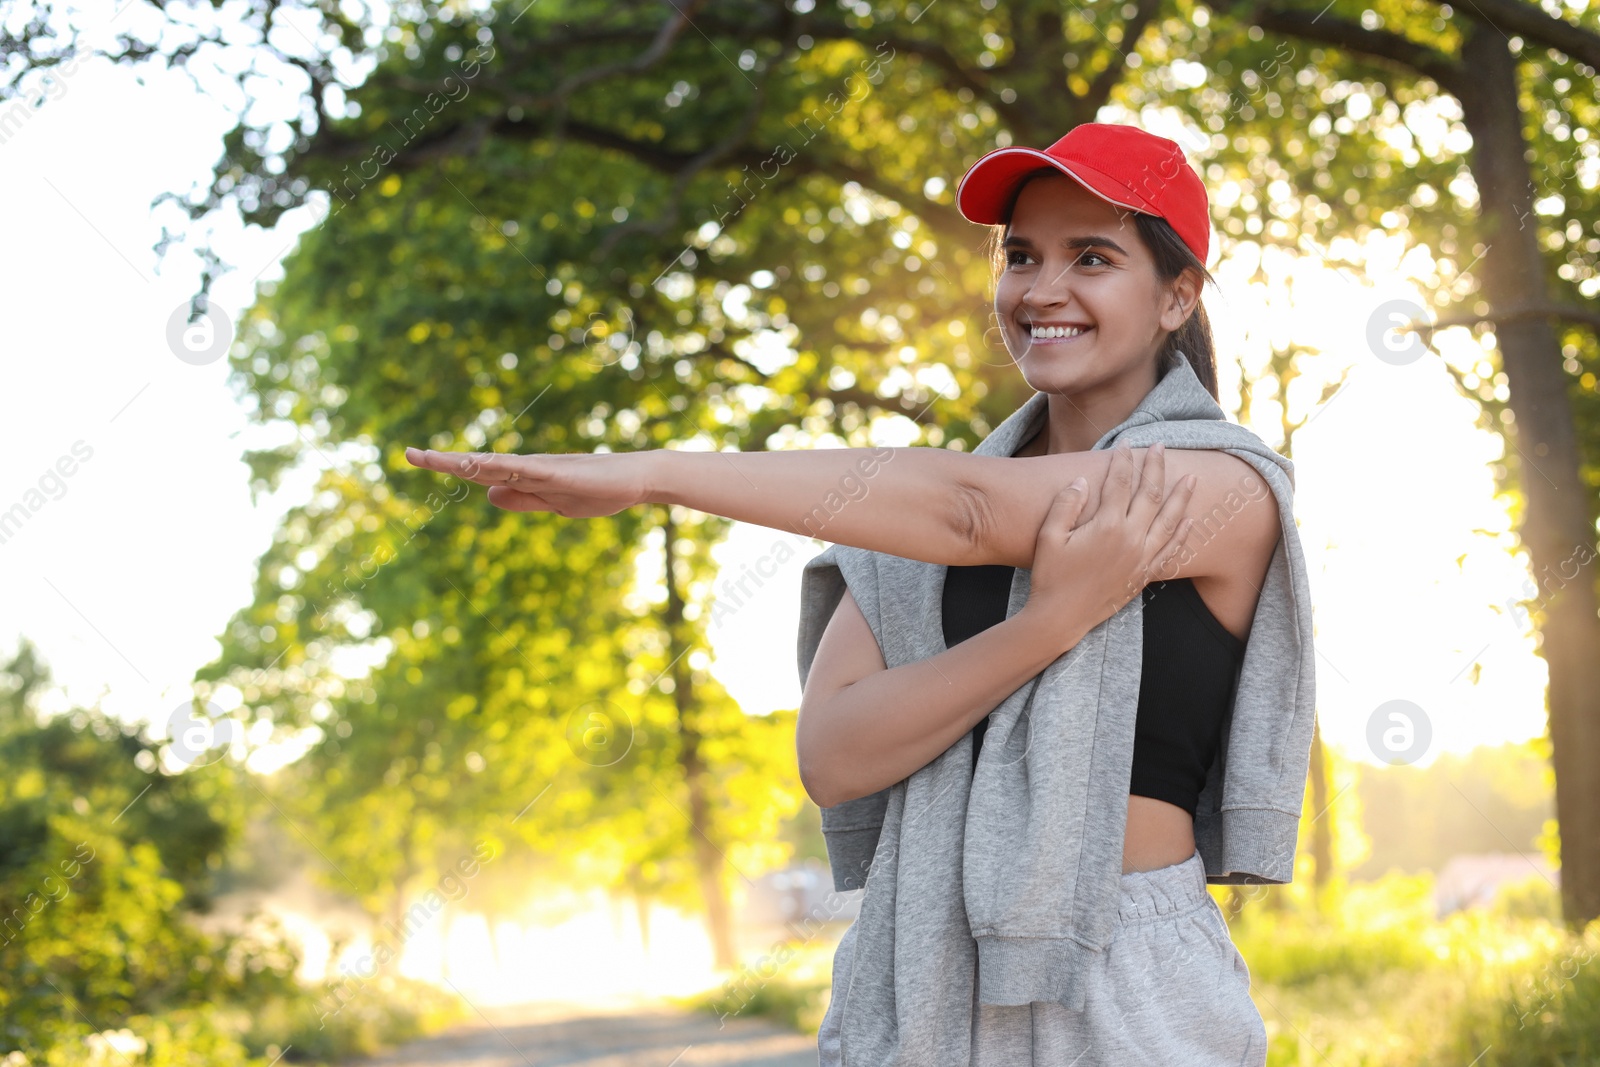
[955, 123, 1211, 266]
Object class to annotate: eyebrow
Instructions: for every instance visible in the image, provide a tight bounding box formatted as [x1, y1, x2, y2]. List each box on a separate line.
[1002, 233, 1130, 257]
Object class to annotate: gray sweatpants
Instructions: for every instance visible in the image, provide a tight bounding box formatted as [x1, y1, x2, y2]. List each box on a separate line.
[970, 848, 1266, 1065]
[819, 849, 1267, 1066]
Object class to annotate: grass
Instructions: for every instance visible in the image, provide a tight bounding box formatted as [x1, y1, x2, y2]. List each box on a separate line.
[7, 977, 466, 1067]
[670, 931, 841, 1036]
[1214, 871, 1597, 1066]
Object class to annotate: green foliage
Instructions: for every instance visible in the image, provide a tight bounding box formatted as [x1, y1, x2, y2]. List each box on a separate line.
[0, 641, 255, 1047]
[671, 930, 840, 1037]
[237, 976, 466, 1063]
[1230, 865, 1600, 1065]
[0, 642, 462, 1063]
[1347, 740, 1553, 881]
[1232, 873, 1443, 986]
[1487, 872, 1564, 925]
[23, 1014, 263, 1067]
[1469, 923, 1600, 1066]
[6, 983, 463, 1067]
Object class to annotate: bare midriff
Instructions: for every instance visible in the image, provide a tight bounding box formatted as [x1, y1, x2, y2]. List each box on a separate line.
[1122, 794, 1197, 873]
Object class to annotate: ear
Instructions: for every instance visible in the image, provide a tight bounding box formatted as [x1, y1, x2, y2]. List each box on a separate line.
[1158, 267, 1203, 332]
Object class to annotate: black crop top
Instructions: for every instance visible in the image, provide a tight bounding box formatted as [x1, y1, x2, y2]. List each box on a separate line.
[942, 564, 1246, 817]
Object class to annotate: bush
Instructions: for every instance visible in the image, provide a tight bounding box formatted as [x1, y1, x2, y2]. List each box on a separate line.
[239, 976, 465, 1063]
[671, 930, 843, 1036]
[0, 647, 462, 1066]
[1229, 871, 1442, 987]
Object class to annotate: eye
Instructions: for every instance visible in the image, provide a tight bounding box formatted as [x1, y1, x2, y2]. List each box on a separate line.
[1004, 250, 1034, 267]
[1077, 250, 1110, 268]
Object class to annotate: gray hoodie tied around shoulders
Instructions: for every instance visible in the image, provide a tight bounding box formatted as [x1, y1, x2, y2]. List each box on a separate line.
[795, 355, 1317, 1066]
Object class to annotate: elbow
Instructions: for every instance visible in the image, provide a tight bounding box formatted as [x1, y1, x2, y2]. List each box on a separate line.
[799, 759, 839, 811]
[800, 769, 836, 811]
[947, 479, 998, 566]
[795, 704, 838, 810]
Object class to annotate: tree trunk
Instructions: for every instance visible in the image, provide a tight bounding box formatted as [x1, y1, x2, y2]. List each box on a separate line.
[662, 505, 739, 969]
[384, 856, 417, 936]
[1457, 21, 1600, 931]
[635, 893, 652, 956]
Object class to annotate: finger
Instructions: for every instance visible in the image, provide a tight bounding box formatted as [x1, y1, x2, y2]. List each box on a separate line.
[406, 447, 494, 481]
[1143, 474, 1197, 578]
[1148, 517, 1196, 582]
[1136, 460, 1191, 549]
[1099, 443, 1137, 523]
[1125, 442, 1168, 526]
[1038, 476, 1090, 541]
[405, 446, 454, 472]
[410, 448, 544, 489]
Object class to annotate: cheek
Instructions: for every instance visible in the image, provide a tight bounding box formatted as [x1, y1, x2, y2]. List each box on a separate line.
[993, 280, 1021, 316]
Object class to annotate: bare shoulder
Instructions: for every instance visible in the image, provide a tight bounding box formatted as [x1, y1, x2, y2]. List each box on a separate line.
[1170, 448, 1284, 644]
[949, 444, 1284, 637]
[1032, 444, 1282, 583]
[1173, 448, 1283, 581]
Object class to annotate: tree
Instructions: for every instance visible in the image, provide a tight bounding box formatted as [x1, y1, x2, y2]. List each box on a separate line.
[17, 0, 1595, 935]
[1176, 0, 1600, 929]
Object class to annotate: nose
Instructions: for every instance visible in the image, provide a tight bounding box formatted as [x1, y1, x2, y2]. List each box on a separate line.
[1021, 255, 1079, 314]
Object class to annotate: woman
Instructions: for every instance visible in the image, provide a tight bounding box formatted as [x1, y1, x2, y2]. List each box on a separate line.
[406, 123, 1288, 1064]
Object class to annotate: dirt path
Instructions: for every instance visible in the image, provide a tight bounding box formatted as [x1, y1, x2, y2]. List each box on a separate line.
[352, 996, 818, 1067]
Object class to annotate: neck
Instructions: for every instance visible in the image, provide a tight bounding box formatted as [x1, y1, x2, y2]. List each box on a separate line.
[1029, 361, 1162, 455]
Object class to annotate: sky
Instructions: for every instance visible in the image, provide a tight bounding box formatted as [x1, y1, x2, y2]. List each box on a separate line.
[0, 25, 1558, 784]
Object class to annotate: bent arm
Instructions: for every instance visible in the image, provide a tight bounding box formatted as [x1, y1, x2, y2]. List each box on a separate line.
[647, 445, 1274, 579]
[797, 588, 1092, 809]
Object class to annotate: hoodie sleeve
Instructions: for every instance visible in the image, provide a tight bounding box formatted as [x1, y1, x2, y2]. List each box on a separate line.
[798, 542, 893, 892]
[1196, 449, 1315, 882]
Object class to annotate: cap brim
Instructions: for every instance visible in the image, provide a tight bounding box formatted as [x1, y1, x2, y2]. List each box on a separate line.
[955, 147, 1153, 224]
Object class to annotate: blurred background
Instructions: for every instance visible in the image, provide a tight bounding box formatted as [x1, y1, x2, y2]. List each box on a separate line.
[2, 0, 1599, 1063]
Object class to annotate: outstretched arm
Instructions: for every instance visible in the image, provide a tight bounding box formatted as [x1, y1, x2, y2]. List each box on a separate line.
[405, 442, 1273, 580]
[644, 444, 1273, 581]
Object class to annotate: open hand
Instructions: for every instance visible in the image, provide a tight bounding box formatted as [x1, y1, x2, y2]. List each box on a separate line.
[404, 446, 652, 517]
[1022, 442, 1196, 642]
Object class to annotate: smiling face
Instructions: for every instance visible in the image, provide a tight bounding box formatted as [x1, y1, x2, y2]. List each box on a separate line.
[994, 172, 1199, 415]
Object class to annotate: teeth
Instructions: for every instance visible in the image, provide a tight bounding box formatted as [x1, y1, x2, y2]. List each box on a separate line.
[1029, 325, 1089, 338]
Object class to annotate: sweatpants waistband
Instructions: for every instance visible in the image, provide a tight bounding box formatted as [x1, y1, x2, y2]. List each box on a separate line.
[1115, 848, 1210, 924]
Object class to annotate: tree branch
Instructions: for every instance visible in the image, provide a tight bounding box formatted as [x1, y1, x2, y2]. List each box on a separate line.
[800, 16, 993, 100]
[1244, 1, 1467, 95]
[552, 0, 709, 102]
[1085, 0, 1163, 115]
[589, 50, 780, 260]
[1406, 301, 1600, 336]
[1423, 0, 1600, 71]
